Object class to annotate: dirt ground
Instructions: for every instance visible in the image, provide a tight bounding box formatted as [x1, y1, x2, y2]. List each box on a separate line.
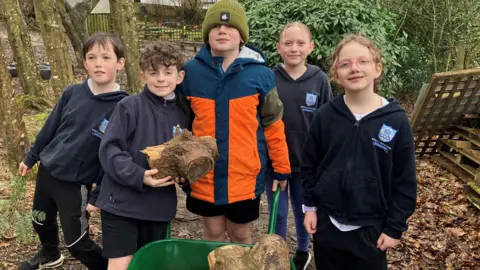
[0, 23, 479, 270]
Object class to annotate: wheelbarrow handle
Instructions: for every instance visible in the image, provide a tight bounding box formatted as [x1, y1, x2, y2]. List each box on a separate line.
[267, 187, 281, 234]
[165, 187, 281, 239]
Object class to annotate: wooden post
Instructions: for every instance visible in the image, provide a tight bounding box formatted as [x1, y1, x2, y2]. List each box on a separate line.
[456, 40, 466, 71]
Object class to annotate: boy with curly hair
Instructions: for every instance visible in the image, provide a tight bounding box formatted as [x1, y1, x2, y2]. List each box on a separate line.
[94, 43, 190, 269]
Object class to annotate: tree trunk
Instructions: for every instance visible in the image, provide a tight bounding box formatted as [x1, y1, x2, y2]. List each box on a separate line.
[141, 129, 218, 184]
[2, 0, 43, 96]
[0, 40, 29, 174]
[55, 0, 101, 67]
[34, 0, 75, 99]
[109, 0, 142, 93]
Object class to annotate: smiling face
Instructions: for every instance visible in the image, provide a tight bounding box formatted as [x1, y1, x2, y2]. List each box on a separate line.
[276, 25, 314, 68]
[335, 41, 382, 93]
[208, 24, 242, 56]
[140, 65, 185, 98]
[83, 42, 124, 86]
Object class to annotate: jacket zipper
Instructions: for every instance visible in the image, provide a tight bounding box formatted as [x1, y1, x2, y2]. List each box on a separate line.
[342, 120, 360, 220]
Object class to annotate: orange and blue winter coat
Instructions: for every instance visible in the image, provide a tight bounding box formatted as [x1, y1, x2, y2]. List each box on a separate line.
[180, 44, 291, 205]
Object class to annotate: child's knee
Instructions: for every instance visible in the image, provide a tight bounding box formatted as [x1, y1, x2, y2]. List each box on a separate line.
[226, 221, 252, 242]
[107, 256, 133, 270]
[203, 216, 226, 237]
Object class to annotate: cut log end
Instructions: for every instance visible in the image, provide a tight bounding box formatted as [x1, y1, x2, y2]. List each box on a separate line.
[187, 156, 214, 183]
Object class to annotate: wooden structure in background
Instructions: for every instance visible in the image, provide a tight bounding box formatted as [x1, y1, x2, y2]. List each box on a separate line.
[411, 68, 480, 156]
[411, 68, 480, 210]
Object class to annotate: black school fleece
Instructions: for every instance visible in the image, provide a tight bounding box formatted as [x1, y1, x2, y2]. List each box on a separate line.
[301, 95, 417, 239]
[23, 80, 128, 184]
[273, 64, 332, 172]
[95, 87, 190, 222]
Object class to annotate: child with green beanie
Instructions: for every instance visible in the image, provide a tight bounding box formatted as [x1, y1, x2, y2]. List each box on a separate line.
[179, 0, 291, 244]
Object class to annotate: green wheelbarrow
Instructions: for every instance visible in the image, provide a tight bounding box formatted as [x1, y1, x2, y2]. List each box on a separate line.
[128, 187, 296, 270]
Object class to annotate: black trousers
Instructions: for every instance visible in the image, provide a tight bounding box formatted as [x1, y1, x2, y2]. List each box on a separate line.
[313, 211, 387, 270]
[31, 164, 107, 270]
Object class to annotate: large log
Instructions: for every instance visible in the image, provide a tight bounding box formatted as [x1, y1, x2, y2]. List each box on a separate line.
[141, 128, 218, 184]
[208, 234, 290, 270]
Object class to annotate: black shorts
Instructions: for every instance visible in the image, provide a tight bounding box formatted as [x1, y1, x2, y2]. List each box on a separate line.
[186, 195, 260, 224]
[100, 210, 168, 258]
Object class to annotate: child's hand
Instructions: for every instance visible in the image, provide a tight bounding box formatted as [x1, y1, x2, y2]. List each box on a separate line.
[377, 233, 400, 251]
[18, 162, 32, 176]
[272, 179, 287, 192]
[143, 169, 175, 188]
[87, 204, 100, 213]
[304, 211, 317, 234]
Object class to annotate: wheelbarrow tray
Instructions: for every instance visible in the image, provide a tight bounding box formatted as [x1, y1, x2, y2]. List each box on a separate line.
[128, 238, 296, 269]
[128, 188, 296, 269]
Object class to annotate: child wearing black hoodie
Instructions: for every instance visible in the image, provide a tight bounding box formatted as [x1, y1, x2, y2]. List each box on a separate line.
[95, 43, 190, 269]
[302, 34, 417, 270]
[265, 22, 332, 270]
[18, 32, 128, 270]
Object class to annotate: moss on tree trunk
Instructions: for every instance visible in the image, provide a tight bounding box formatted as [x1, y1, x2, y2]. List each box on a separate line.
[55, 0, 101, 67]
[109, 0, 142, 93]
[34, 0, 75, 99]
[2, 0, 44, 97]
[0, 40, 29, 175]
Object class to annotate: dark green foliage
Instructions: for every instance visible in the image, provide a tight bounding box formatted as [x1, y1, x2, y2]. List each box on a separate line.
[244, 0, 409, 96]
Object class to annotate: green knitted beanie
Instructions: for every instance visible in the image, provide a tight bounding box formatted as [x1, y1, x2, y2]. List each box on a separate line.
[202, 0, 249, 45]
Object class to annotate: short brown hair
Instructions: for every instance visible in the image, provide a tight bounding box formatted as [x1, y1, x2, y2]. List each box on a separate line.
[279, 22, 312, 42]
[83, 32, 124, 60]
[329, 34, 383, 92]
[139, 43, 185, 71]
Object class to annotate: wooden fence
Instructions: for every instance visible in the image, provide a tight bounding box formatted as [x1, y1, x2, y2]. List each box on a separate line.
[86, 13, 111, 33]
[86, 13, 202, 43]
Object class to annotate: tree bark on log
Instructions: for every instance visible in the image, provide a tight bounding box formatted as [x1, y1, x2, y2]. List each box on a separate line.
[142, 129, 218, 184]
[2, 0, 43, 96]
[34, 0, 75, 99]
[208, 234, 290, 270]
[0, 40, 29, 174]
[109, 0, 142, 93]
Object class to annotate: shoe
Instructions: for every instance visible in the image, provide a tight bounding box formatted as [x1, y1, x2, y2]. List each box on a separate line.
[19, 248, 64, 270]
[293, 250, 312, 270]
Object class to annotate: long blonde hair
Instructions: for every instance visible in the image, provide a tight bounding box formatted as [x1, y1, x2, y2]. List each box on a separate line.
[329, 34, 383, 92]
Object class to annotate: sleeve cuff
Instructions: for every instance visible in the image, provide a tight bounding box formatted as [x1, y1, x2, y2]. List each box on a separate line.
[135, 168, 147, 192]
[303, 196, 316, 207]
[23, 156, 37, 169]
[88, 194, 98, 205]
[273, 172, 290, 180]
[302, 204, 317, 213]
[383, 227, 403, 240]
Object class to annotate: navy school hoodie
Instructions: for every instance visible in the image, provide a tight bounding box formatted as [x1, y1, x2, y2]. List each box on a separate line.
[301, 95, 417, 239]
[23, 80, 128, 184]
[95, 86, 190, 222]
[273, 64, 332, 172]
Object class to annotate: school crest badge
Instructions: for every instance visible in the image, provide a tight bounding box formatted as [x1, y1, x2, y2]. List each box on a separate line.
[378, 124, 397, 143]
[305, 93, 318, 107]
[99, 118, 109, 134]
